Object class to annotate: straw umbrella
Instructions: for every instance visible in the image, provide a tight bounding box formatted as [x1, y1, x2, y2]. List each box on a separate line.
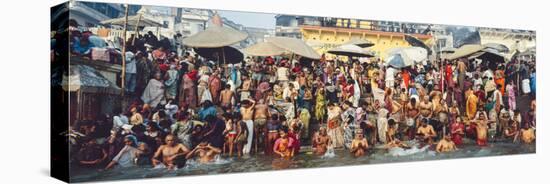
[195, 46, 243, 64]
[265, 37, 321, 60]
[181, 14, 248, 65]
[100, 7, 162, 27]
[242, 41, 287, 56]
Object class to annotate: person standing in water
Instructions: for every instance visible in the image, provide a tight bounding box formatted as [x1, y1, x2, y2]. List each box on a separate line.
[273, 126, 295, 158]
[152, 134, 190, 170]
[241, 99, 255, 155]
[416, 118, 436, 145]
[436, 134, 457, 153]
[313, 127, 331, 156]
[470, 111, 489, 147]
[186, 142, 222, 164]
[450, 117, 465, 146]
[254, 99, 271, 154]
[350, 130, 369, 157]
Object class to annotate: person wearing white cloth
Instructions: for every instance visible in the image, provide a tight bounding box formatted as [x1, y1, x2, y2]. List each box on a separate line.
[241, 99, 256, 154]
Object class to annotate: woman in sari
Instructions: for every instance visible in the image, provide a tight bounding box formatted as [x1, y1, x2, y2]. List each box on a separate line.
[327, 103, 344, 148]
[450, 117, 465, 146]
[164, 65, 179, 99]
[273, 126, 295, 158]
[466, 87, 478, 120]
[315, 88, 327, 123]
[179, 70, 198, 109]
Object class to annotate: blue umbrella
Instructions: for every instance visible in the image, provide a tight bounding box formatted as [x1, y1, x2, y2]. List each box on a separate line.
[386, 53, 411, 69]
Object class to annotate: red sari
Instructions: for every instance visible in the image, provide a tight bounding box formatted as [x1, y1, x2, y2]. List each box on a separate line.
[402, 70, 410, 89]
[208, 75, 221, 104]
[450, 122, 465, 145]
[288, 131, 301, 154]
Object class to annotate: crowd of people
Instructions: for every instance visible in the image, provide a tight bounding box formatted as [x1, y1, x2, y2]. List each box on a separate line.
[62, 20, 536, 171]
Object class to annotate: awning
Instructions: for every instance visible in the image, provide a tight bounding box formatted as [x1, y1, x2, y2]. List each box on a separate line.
[63, 64, 121, 95]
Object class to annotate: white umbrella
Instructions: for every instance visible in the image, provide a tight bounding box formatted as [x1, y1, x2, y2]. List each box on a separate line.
[328, 44, 375, 58]
[387, 47, 428, 65]
[265, 37, 321, 59]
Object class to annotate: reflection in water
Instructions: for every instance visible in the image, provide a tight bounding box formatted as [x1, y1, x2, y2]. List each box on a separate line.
[70, 141, 535, 182]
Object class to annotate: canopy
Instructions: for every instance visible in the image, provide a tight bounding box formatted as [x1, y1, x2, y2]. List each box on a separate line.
[447, 44, 486, 60]
[387, 47, 428, 65]
[440, 47, 456, 53]
[484, 43, 510, 53]
[404, 34, 432, 55]
[518, 47, 536, 57]
[182, 24, 248, 48]
[265, 37, 321, 59]
[386, 53, 413, 69]
[242, 41, 287, 56]
[327, 44, 374, 58]
[63, 64, 121, 95]
[100, 14, 162, 27]
[342, 38, 375, 48]
[195, 46, 243, 64]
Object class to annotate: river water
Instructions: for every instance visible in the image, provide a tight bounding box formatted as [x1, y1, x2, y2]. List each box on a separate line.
[70, 140, 535, 182]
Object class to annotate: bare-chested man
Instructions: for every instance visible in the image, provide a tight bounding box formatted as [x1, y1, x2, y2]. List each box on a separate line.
[436, 134, 457, 153]
[520, 126, 535, 144]
[418, 96, 433, 124]
[241, 99, 255, 154]
[350, 130, 369, 157]
[416, 118, 436, 144]
[254, 99, 271, 153]
[405, 98, 420, 138]
[220, 84, 235, 111]
[313, 127, 331, 155]
[240, 75, 252, 101]
[152, 134, 190, 170]
[186, 142, 222, 164]
[504, 120, 519, 142]
[470, 111, 489, 146]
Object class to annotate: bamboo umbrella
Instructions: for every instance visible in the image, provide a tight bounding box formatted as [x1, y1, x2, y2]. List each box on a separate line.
[242, 41, 287, 56]
[265, 37, 321, 60]
[181, 14, 248, 65]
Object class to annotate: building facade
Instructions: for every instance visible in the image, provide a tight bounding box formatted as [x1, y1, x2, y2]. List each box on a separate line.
[68, 1, 140, 27]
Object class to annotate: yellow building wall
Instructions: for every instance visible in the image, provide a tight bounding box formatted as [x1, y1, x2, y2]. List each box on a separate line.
[302, 28, 430, 60]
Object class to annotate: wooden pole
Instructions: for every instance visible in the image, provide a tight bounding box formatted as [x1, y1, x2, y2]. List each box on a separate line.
[221, 47, 226, 68]
[132, 14, 142, 46]
[121, 4, 129, 96]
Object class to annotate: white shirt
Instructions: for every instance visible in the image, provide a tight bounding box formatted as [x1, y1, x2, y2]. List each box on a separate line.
[277, 67, 290, 81]
[112, 145, 138, 168]
[386, 67, 396, 81]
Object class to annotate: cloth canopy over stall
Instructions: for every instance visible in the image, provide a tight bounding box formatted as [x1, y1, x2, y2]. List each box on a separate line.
[62, 64, 121, 94]
[327, 44, 375, 58]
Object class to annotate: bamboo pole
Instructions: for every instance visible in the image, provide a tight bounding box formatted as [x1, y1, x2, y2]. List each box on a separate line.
[221, 47, 226, 68]
[131, 14, 142, 46]
[121, 4, 129, 96]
